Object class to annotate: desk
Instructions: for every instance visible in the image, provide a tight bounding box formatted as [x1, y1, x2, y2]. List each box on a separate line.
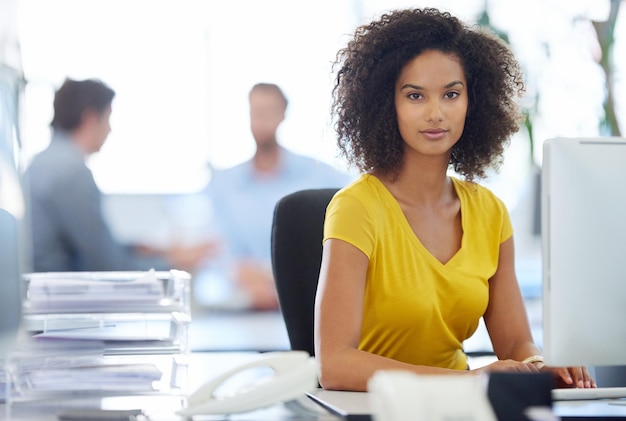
[2, 352, 333, 421]
[308, 389, 626, 421]
[3, 352, 626, 420]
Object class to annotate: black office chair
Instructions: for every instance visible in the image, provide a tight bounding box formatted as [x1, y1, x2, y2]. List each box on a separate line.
[270, 188, 339, 357]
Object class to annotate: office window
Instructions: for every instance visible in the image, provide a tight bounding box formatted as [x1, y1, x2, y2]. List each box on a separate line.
[15, 0, 624, 304]
[18, 0, 215, 193]
[18, 0, 623, 188]
[17, 0, 369, 193]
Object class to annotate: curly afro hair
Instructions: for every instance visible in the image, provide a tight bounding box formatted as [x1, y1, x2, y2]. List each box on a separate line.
[332, 8, 525, 181]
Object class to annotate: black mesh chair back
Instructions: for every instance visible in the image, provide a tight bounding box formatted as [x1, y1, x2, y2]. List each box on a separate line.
[270, 188, 339, 357]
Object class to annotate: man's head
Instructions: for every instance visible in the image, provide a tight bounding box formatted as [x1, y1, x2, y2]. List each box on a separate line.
[248, 83, 288, 149]
[51, 78, 115, 154]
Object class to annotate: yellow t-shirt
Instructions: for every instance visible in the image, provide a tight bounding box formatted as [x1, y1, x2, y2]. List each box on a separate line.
[323, 174, 513, 370]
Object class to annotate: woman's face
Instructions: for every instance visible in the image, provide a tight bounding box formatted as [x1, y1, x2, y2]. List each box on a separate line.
[394, 50, 468, 159]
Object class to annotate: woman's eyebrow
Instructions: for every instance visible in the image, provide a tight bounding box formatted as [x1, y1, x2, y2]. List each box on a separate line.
[400, 80, 465, 90]
[445, 80, 465, 89]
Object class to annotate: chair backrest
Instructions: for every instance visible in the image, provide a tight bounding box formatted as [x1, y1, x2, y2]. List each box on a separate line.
[271, 188, 339, 357]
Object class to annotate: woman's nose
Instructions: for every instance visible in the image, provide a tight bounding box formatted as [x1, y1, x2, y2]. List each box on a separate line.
[426, 99, 443, 122]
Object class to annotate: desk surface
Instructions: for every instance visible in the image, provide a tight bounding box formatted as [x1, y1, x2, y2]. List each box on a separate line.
[3, 351, 626, 420]
[308, 389, 626, 420]
[2, 352, 334, 421]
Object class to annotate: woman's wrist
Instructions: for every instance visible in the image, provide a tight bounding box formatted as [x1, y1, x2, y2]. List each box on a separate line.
[521, 355, 543, 364]
[521, 355, 544, 365]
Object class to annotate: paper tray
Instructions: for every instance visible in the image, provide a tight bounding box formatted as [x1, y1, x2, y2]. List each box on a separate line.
[21, 270, 191, 314]
[22, 311, 189, 355]
[4, 351, 189, 403]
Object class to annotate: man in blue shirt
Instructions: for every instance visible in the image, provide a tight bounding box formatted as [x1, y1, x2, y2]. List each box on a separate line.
[199, 83, 352, 310]
[24, 78, 215, 273]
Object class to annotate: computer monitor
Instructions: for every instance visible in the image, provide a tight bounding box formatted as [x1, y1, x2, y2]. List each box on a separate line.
[0, 148, 25, 355]
[541, 137, 626, 368]
[0, 73, 27, 355]
[0, 209, 23, 352]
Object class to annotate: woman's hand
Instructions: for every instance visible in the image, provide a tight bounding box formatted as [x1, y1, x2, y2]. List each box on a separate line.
[471, 360, 596, 389]
[538, 365, 596, 389]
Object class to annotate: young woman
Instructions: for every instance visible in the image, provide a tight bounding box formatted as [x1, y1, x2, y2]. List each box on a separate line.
[314, 7, 595, 392]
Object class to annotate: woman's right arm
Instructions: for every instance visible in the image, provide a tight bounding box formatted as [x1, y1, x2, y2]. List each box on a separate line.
[314, 238, 467, 391]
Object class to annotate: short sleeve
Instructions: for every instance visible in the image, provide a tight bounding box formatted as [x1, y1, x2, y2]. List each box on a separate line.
[323, 191, 375, 258]
[496, 195, 514, 243]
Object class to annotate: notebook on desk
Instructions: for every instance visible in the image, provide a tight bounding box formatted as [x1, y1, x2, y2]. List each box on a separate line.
[306, 389, 372, 421]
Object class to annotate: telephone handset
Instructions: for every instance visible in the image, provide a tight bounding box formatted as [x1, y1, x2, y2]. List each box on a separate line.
[176, 351, 318, 417]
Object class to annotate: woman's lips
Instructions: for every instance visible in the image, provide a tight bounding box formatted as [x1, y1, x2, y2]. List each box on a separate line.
[421, 129, 447, 140]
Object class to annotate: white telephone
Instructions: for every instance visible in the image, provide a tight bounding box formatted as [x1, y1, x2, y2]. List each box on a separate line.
[176, 351, 318, 417]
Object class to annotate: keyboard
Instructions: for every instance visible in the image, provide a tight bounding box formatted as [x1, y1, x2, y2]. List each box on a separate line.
[552, 386, 626, 401]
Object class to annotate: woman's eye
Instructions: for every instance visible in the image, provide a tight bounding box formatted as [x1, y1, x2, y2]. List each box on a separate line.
[445, 91, 460, 99]
[408, 92, 422, 100]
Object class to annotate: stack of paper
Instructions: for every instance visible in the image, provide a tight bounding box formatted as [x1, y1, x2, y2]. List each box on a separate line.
[4, 339, 165, 400]
[5, 270, 192, 403]
[24, 269, 174, 313]
[20, 270, 191, 354]
[21, 362, 163, 393]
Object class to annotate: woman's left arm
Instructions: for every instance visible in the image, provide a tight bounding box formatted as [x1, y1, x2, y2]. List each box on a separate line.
[483, 236, 595, 388]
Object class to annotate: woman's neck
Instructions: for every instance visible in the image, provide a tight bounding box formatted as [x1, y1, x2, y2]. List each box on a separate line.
[375, 157, 453, 207]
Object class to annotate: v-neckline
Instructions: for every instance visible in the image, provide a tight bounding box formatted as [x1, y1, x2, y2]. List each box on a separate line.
[369, 174, 464, 268]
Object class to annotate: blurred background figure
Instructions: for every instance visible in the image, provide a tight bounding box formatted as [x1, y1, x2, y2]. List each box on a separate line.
[197, 82, 353, 311]
[22, 78, 217, 273]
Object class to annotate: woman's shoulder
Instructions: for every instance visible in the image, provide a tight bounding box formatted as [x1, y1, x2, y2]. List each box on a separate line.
[334, 174, 389, 202]
[327, 174, 389, 216]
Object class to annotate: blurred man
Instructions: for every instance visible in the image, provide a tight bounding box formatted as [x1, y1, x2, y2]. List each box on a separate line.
[200, 83, 352, 310]
[24, 78, 215, 272]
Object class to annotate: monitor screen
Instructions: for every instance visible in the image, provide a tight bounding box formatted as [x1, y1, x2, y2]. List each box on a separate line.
[541, 137, 626, 367]
[0, 150, 24, 355]
[0, 70, 26, 355]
